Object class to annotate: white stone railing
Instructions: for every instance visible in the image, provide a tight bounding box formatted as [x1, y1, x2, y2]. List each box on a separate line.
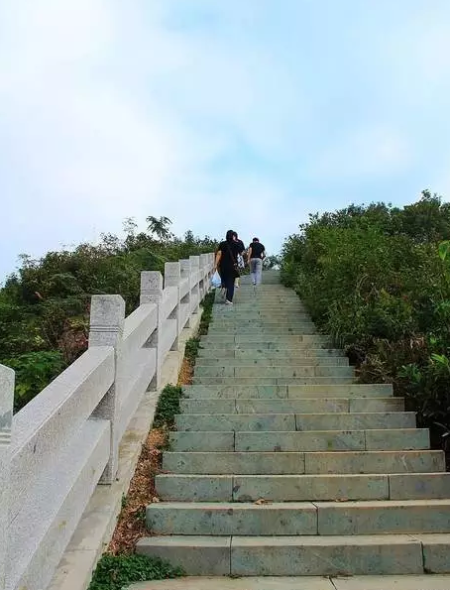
[0, 253, 214, 590]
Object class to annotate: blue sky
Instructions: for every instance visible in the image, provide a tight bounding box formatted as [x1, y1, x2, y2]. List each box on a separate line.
[1, 0, 450, 279]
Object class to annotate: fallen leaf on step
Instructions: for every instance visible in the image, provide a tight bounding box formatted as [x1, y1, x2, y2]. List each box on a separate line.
[151, 497, 160, 503]
[254, 498, 271, 505]
[335, 497, 348, 502]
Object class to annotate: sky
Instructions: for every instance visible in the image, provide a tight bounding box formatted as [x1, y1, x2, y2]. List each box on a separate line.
[1, 0, 450, 280]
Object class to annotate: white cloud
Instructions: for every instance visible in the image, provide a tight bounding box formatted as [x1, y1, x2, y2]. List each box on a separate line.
[309, 125, 412, 181]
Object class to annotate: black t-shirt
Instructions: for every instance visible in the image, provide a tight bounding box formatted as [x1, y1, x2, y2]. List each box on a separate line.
[236, 239, 245, 254]
[218, 240, 241, 272]
[249, 242, 265, 259]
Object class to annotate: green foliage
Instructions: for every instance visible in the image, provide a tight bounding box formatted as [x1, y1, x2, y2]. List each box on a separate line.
[88, 554, 183, 590]
[199, 291, 215, 336]
[1, 217, 218, 411]
[281, 191, 450, 450]
[153, 385, 184, 429]
[185, 338, 201, 365]
[3, 351, 66, 411]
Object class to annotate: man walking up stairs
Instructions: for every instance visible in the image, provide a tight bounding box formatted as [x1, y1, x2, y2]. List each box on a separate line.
[137, 277, 450, 577]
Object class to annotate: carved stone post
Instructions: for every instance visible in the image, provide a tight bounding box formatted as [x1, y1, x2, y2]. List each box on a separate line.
[140, 271, 163, 390]
[0, 364, 13, 590]
[189, 255, 200, 316]
[165, 262, 181, 351]
[89, 295, 125, 484]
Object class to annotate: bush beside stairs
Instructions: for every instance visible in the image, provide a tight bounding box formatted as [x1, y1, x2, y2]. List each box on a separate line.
[136, 273, 450, 576]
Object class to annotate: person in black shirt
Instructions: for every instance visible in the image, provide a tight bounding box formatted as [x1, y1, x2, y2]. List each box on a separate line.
[232, 231, 246, 289]
[248, 237, 266, 287]
[214, 230, 241, 305]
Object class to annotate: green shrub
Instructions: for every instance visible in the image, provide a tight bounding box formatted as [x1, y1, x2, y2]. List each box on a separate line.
[88, 554, 183, 590]
[153, 385, 184, 429]
[281, 192, 450, 451]
[185, 337, 201, 365]
[199, 291, 215, 335]
[1, 216, 217, 410]
[2, 351, 66, 411]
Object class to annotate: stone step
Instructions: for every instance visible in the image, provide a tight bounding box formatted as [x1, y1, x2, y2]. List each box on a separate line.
[169, 428, 427, 452]
[209, 328, 318, 334]
[210, 318, 315, 332]
[197, 348, 345, 358]
[195, 357, 350, 367]
[175, 412, 415, 432]
[235, 428, 428, 452]
[146, 500, 450, 536]
[201, 342, 333, 350]
[162, 450, 442, 475]
[179, 397, 404, 415]
[211, 318, 314, 324]
[192, 377, 355, 386]
[212, 316, 312, 325]
[193, 366, 354, 378]
[155, 473, 450, 502]
[201, 334, 330, 343]
[120, 574, 450, 590]
[183, 384, 394, 399]
[136, 534, 443, 575]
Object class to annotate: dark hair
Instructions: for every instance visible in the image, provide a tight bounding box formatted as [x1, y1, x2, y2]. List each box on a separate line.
[252, 237, 259, 242]
[232, 231, 238, 238]
[226, 229, 235, 242]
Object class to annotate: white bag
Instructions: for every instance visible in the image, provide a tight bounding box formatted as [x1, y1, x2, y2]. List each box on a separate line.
[211, 271, 222, 288]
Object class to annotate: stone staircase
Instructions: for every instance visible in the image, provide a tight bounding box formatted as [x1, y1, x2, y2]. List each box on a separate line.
[137, 278, 450, 576]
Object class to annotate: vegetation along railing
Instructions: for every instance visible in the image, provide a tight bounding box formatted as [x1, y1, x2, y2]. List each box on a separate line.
[0, 253, 215, 590]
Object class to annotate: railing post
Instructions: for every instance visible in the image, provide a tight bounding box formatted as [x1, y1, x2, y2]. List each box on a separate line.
[200, 253, 211, 295]
[0, 365, 13, 590]
[180, 259, 191, 328]
[140, 271, 163, 390]
[165, 261, 181, 352]
[189, 255, 200, 316]
[89, 295, 125, 484]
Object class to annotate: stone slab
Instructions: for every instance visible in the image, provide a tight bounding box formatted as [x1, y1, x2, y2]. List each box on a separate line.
[192, 378, 354, 386]
[129, 576, 335, 589]
[175, 413, 296, 432]
[195, 357, 349, 366]
[317, 500, 450, 535]
[365, 428, 429, 450]
[179, 398, 407, 415]
[182, 384, 393, 399]
[146, 502, 317, 536]
[389, 473, 450, 499]
[230, 535, 423, 575]
[333, 575, 450, 590]
[155, 475, 233, 502]
[233, 474, 389, 502]
[235, 429, 430, 452]
[198, 348, 345, 358]
[416, 534, 450, 573]
[235, 430, 366, 452]
[180, 399, 236, 414]
[288, 384, 393, 397]
[304, 450, 444, 474]
[136, 536, 231, 575]
[295, 412, 416, 431]
[235, 399, 349, 414]
[182, 385, 290, 399]
[163, 452, 306, 475]
[350, 398, 404, 412]
[169, 431, 235, 452]
[193, 366, 354, 378]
